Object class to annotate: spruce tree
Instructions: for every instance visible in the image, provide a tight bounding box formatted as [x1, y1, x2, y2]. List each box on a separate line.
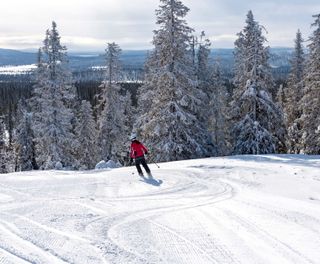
[97, 42, 130, 163]
[196, 31, 211, 86]
[233, 11, 274, 98]
[14, 100, 37, 171]
[276, 84, 286, 110]
[285, 30, 305, 153]
[0, 117, 11, 173]
[209, 62, 231, 155]
[195, 33, 230, 156]
[0, 117, 7, 173]
[31, 22, 77, 169]
[75, 100, 99, 169]
[300, 14, 320, 154]
[136, 0, 214, 162]
[195, 31, 214, 123]
[231, 11, 286, 154]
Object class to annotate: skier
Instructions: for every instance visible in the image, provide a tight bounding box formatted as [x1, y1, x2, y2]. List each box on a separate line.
[130, 133, 152, 178]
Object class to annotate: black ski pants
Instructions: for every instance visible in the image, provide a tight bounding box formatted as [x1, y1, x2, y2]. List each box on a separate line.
[135, 156, 151, 175]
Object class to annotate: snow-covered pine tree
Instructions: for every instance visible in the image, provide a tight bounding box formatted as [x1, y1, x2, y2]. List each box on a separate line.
[14, 100, 37, 171]
[195, 32, 230, 155]
[31, 22, 77, 169]
[137, 50, 159, 115]
[136, 0, 214, 162]
[97, 42, 130, 163]
[96, 42, 122, 117]
[276, 84, 286, 110]
[233, 11, 274, 98]
[285, 30, 305, 153]
[231, 10, 286, 154]
[233, 30, 246, 94]
[122, 91, 135, 164]
[209, 62, 231, 155]
[299, 14, 320, 154]
[75, 100, 99, 169]
[196, 31, 211, 86]
[0, 117, 7, 173]
[0, 117, 12, 173]
[195, 31, 215, 121]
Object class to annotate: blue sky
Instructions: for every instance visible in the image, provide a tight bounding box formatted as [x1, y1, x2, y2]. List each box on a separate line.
[0, 0, 319, 51]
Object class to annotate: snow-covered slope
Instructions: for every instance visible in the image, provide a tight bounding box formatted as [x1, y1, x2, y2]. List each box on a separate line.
[0, 155, 319, 264]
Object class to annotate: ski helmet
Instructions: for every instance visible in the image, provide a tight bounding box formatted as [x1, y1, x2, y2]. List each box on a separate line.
[130, 133, 137, 141]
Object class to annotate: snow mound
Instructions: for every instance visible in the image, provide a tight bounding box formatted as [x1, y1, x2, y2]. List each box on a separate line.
[95, 160, 121, 170]
[55, 161, 63, 170]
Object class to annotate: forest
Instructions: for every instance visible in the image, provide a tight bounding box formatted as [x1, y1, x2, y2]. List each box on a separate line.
[0, 0, 319, 173]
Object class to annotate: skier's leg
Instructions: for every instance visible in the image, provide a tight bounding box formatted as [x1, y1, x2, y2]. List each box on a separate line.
[141, 157, 151, 175]
[135, 158, 143, 176]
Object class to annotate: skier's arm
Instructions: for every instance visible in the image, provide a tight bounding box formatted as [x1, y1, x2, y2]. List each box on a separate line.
[130, 145, 135, 159]
[141, 144, 148, 154]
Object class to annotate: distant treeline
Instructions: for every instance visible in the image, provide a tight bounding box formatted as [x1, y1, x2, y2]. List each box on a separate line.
[0, 67, 143, 109]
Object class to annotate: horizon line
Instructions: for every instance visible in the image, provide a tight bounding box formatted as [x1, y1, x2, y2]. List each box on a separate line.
[0, 46, 294, 54]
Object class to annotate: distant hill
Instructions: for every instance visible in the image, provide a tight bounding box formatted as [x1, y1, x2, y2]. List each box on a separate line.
[0, 48, 149, 70]
[0, 47, 292, 74]
[0, 49, 37, 66]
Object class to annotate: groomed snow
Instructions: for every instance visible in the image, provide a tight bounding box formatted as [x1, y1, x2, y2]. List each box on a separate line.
[0, 154, 319, 264]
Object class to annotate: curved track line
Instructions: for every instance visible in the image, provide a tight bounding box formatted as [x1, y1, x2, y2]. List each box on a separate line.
[0, 221, 68, 264]
[0, 247, 32, 264]
[106, 170, 235, 263]
[220, 208, 316, 264]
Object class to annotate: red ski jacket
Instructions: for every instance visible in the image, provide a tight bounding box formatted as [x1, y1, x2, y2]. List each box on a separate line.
[130, 140, 148, 159]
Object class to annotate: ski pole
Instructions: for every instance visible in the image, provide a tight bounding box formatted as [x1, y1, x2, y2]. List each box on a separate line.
[150, 157, 160, 168]
[153, 162, 160, 168]
[147, 150, 160, 168]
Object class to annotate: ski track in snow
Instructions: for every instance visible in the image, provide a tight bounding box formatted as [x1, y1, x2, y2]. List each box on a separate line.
[0, 154, 319, 264]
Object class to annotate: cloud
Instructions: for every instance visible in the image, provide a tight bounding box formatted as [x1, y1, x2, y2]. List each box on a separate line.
[0, 0, 319, 51]
[0, 35, 43, 49]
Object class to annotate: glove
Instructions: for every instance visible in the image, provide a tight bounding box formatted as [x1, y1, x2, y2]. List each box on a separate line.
[145, 151, 148, 155]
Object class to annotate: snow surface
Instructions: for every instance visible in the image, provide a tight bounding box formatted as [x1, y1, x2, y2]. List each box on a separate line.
[0, 154, 319, 264]
[0, 65, 36, 75]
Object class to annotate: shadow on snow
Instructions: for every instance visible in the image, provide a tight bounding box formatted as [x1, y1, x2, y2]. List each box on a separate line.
[140, 176, 163, 186]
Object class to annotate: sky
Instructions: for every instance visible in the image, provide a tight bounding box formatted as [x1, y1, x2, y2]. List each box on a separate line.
[0, 0, 319, 52]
